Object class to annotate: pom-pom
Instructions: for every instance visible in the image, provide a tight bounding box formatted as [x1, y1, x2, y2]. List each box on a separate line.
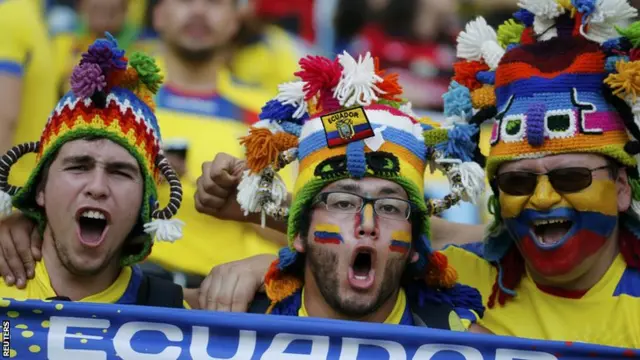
[602, 37, 632, 53]
[277, 247, 299, 270]
[80, 34, 127, 74]
[513, 9, 535, 27]
[259, 99, 307, 125]
[476, 71, 496, 85]
[264, 260, 303, 302]
[237, 170, 288, 217]
[482, 41, 506, 70]
[453, 60, 490, 91]
[143, 218, 184, 242]
[435, 124, 479, 162]
[240, 128, 299, 173]
[70, 63, 106, 99]
[497, 19, 525, 48]
[617, 21, 640, 48]
[605, 60, 640, 102]
[585, 0, 637, 44]
[573, 0, 597, 17]
[518, 0, 564, 19]
[457, 161, 486, 204]
[443, 81, 472, 119]
[457, 17, 499, 62]
[334, 51, 385, 107]
[374, 57, 403, 102]
[129, 52, 163, 94]
[606, 55, 630, 72]
[0, 191, 12, 218]
[471, 85, 497, 108]
[425, 251, 458, 288]
[295, 55, 342, 100]
[275, 81, 308, 119]
[121, 67, 140, 89]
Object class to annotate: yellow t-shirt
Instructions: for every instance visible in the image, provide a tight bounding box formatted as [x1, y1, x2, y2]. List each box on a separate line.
[0, 260, 187, 306]
[444, 245, 640, 348]
[0, 0, 57, 186]
[149, 64, 286, 276]
[298, 288, 409, 325]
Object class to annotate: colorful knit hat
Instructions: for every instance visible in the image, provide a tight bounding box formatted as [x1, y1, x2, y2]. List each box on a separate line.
[445, 0, 640, 306]
[235, 52, 486, 303]
[0, 34, 184, 266]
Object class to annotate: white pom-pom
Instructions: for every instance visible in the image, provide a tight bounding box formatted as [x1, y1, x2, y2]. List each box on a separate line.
[334, 51, 384, 107]
[456, 162, 486, 204]
[0, 191, 12, 218]
[236, 170, 287, 221]
[276, 81, 308, 119]
[144, 218, 184, 242]
[518, 0, 564, 18]
[457, 17, 499, 62]
[481, 41, 506, 70]
[583, 0, 637, 43]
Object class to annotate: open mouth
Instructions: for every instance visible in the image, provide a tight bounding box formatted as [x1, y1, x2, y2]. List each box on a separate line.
[531, 218, 573, 247]
[347, 247, 376, 291]
[76, 209, 109, 248]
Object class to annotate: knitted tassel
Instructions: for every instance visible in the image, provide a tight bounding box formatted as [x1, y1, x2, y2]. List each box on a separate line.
[277, 246, 299, 270]
[240, 128, 299, 174]
[334, 51, 384, 107]
[497, 19, 525, 48]
[457, 17, 499, 63]
[275, 81, 308, 119]
[143, 218, 184, 242]
[584, 0, 637, 44]
[443, 81, 473, 120]
[457, 162, 486, 204]
[237, 171, 263, 216]
[0, 191, 12, 217]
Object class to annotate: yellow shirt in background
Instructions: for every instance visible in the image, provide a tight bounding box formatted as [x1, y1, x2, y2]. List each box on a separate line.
[149, 63, 288, 276]
[444, 245, 640, 348]
[0, 0, 57, 185]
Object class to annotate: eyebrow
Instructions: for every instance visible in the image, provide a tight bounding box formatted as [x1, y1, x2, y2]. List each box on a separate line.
[334, 183, 360, 193]
[378, 187, 402, 196]
[61, 155, 140, 175]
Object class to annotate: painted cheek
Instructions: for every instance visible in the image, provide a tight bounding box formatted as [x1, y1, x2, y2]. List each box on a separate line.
[389, 230, 411, 254]
[499, 192, 530, 219]
[313, 223, 344, 245]
[563, 179, 618, 216]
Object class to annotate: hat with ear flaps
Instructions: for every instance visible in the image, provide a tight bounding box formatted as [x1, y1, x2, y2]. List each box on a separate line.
[0, 34, 184, 266]
[236, 51, 487, 313]
[446, 0, 640, 308]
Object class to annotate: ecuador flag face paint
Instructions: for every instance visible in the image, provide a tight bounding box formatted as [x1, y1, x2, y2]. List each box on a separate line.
[389, 230, 411, 254]
[313, 223, 344, 245]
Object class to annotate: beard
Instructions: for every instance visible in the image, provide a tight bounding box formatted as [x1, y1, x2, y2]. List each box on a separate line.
[166, 41, 220, 65]
[306, 244, 406, 318]
[52, 228, 118, 277]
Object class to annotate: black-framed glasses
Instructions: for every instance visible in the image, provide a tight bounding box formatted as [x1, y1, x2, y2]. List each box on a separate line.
[494, 165, 612, 196]
[312, 191, 414, 220]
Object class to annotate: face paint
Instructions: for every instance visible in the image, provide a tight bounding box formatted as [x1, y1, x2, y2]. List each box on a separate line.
[313, 223, 344, 245]
[389, 230, 411, 254]
[361, 203, 376, 229]
[501, 175, 620, 277]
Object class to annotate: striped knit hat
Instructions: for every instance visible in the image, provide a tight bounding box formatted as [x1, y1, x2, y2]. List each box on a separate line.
[0, 34, 184, 266]
[236, 52, 486, 304]
[445, 0, 640, 306]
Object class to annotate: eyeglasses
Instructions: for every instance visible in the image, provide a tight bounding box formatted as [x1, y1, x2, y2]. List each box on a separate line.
[312, 191, 414, 221]
[494, 165, 612, 196]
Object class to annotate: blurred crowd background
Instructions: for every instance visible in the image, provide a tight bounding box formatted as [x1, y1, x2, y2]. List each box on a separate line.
[7, 0, 639, 283]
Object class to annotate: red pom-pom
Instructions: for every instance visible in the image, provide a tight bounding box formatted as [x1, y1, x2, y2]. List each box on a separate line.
[294, 55, 343, 101]
[453, 60, 489, 91]
[375, 57, 403, 102]
[520, 27, 536, 45]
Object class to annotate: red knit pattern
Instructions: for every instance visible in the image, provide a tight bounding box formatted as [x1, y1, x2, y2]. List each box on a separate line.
[453, 60, 489, 91]
[488, 245, 524, 309]
[520, 28, 536, 45]
[620, 228, 640, 269]
[264, 259, 282, 286]
[295, 56, 342, 101]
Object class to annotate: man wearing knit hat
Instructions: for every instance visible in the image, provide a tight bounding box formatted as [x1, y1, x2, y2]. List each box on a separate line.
[213, 51, 489, 330]
[0, 34, 189, 307]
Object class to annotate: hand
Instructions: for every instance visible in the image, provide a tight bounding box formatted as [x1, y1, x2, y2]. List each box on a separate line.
[195, 153, 248, 223]
[198, 254, 277, 312]
[0, 211, 42, 288]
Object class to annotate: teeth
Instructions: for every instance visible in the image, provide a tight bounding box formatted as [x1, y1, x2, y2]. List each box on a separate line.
[533, 218, 569, 226]
[81, 210, 106, 220]
[355, 275, 368, 280]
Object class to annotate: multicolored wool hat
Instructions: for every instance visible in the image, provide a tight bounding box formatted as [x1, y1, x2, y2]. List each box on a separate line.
[236, 51, 487, 307]
[445, 0, 640, 307]
[0, 34, 184, 266]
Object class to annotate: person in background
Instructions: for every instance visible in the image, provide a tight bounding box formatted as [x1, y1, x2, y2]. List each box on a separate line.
[0, 0, 57, 195]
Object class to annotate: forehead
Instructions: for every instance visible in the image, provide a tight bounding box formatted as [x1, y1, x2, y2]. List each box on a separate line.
[498, 153, 609, 172]
[322, 178, 407, 196]
[55, 139, 138, 166]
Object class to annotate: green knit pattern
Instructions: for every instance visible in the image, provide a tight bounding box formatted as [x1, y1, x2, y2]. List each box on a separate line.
[12, 128, 158, 267]
[424, 128, 449, 148]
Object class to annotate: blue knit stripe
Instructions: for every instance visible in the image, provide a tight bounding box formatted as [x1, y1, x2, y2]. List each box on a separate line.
[497, 91, 618, 115]
[346, 141, 367, 178]
[496, 74, 607, 108]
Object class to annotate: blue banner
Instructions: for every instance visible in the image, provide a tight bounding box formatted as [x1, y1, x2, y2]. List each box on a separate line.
[0, 298, 636, 359]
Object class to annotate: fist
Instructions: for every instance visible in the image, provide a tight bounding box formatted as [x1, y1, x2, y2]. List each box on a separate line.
[195, 153, 247, 222]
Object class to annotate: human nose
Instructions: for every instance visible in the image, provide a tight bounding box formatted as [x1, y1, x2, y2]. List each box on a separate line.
[84, 169, 110, 200]
[528, 175, 562, 210]
[356, 203, 378, 239]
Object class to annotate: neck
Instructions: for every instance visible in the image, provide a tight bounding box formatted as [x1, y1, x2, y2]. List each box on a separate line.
[302, 271, 399, 323]
[162, 46, 228, 93]
[530, 228, 620, 292]
[42, 228, 121, 301]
